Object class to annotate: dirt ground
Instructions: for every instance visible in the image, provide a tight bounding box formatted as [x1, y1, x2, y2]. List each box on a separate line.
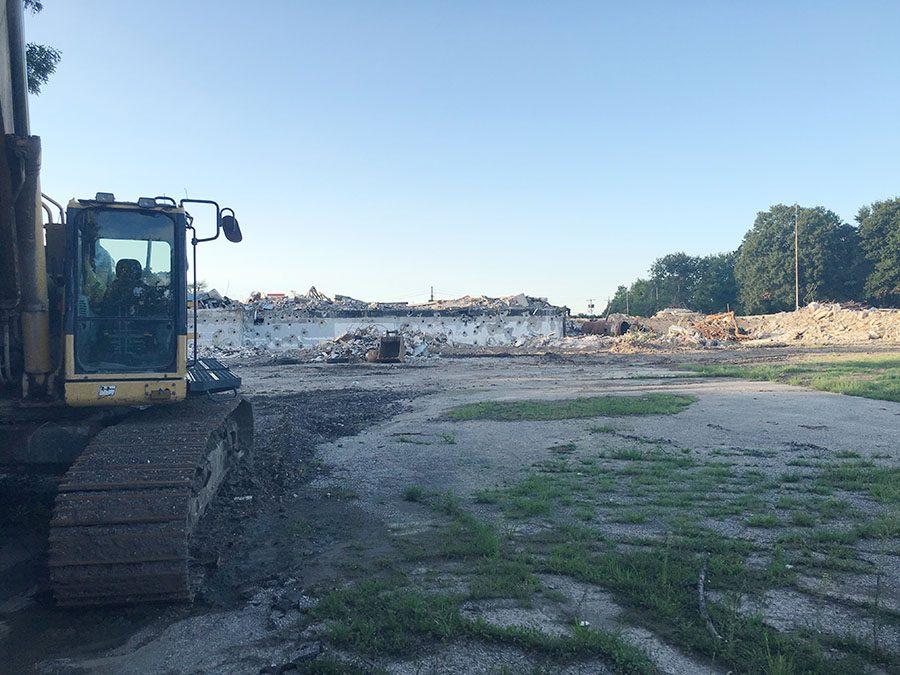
[0, 346, 897, 674]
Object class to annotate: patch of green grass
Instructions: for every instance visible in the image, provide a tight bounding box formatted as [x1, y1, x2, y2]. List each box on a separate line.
[697, 463, 734, 480]
[680, 354, 900, 402]
[807, 527, 859, 546]
[496, 473, 575, 518]
[746, 513, 781, 528]
[808, 497, 853, 518]
[589, 424, 620, 434]
[538, 540, 848, 673]
[790, 512, 816, 528]
[468, 621, 656, 673]
[446, 394, 696, 421]
[787, 458, 819, 468]
[388, 418, 894, 673]
[776, 495, 802, 509]
[856, 513, 900, 540]
[816, 461, 900, 504]
[315, 578, 655, 671]
[472, 488, 499, 504]
[574, 506, 596, 522]
[740, 447, 777, 458]
[438, 432, 457, 445]
[732, 494, 767, 512]
[608, 509, 650, 524]
[315, 580, 462, 656]
[468, 557, 538, 600]
[403, 485, 426, 502]
[441, 512, 502, 559]
[702, 502, 744, 518]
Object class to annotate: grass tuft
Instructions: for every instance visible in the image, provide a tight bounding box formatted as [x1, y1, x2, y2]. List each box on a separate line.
[680, 354, 900, 402]
[447, 394, 696, 421]
[403, 485, 426, 502]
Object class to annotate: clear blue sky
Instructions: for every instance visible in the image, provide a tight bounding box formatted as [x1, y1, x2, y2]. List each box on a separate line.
[26, 1, 900, 312]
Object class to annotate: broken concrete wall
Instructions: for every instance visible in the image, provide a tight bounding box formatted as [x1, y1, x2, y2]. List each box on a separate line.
[193, 308, 245, 350]
[193, 307, 565, 351]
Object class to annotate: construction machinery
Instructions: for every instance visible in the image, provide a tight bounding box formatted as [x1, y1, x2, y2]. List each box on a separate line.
[0, 1, 252, 605]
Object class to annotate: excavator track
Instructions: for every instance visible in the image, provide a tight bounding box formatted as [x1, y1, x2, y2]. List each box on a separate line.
[48, 397, 253, 606]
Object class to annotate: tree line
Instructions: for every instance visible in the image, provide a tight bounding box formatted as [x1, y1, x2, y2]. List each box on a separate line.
[603, 198, 900, 316]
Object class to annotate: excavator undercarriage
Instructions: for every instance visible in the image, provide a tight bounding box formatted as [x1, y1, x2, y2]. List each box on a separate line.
[49, 397, 252, 605]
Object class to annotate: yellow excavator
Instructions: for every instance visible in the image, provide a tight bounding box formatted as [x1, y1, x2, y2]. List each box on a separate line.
[0, 1, 252, 605]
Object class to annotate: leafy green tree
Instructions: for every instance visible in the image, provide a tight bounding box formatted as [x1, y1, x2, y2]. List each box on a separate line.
[856, 199, 900, 306]
[734, 205, 865, 314]
[604, 279, 658, 316]
[605, 251, 740, 317]
[24, 0, 61, 95]
[689, 252, 740, 314]
[649, 253, 700, 308]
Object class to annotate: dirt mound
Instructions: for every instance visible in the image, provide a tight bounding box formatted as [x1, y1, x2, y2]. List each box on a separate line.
[741, 303, 900, 345]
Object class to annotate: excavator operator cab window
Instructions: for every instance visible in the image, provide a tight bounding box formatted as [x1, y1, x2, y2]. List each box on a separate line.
[74, 208, 178, 373]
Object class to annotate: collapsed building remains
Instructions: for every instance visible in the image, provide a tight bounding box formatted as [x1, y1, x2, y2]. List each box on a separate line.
[192, 288, 568, 360]
[193, 288, 899, 361]
[569, 302, 900, 350]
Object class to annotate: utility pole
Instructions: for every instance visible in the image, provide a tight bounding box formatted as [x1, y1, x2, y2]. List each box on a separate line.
[794, 204, 800, 311]
[625, 289, 630, 314]
[429, 285, 434, 302]
[587, 298, 595, 316]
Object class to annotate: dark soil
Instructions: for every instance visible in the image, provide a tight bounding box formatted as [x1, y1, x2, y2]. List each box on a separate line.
[192, 388, 408, 606]
[0, 387, 407, 674]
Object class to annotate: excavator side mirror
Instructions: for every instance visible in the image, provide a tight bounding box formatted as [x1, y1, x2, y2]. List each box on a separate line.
[221, 214, 242, 243]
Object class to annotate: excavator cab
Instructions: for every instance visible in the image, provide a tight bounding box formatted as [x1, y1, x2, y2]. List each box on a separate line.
[64, 196, 188, 405]
[62, 194, 241, 406]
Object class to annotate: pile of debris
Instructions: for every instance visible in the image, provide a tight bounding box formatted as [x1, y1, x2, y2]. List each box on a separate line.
[570, 302, 900, 352]
[194, 288, 238, 309]
[417, 293, 558, 312]
[239, 287, 561, 315]
[245, 287, 383, 313]
[575, 309, 745, 348]
[304, 326, 447, 363]
[658, 311, 749, 347]
[202, 326, 450, 363]
[741, 302, 900, 345]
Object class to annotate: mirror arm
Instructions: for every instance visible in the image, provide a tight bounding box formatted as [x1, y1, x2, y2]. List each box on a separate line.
[179, 198, 221, 243]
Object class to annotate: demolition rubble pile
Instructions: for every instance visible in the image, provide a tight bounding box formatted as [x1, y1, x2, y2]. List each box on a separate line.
[570, 309, 747, 349]
[739, 302, 900, 345]
[237, 288, 558, 315]
[199, 325, 449, 362]
[294, 326, 448, 363]
[194, 288, 238, 309]
[539, 302, 900, 355]
[195, 287, 564, 362]
[604, 303, 900, 350]
[197, 286, 899, 361]
[416, 293, 558, 312]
